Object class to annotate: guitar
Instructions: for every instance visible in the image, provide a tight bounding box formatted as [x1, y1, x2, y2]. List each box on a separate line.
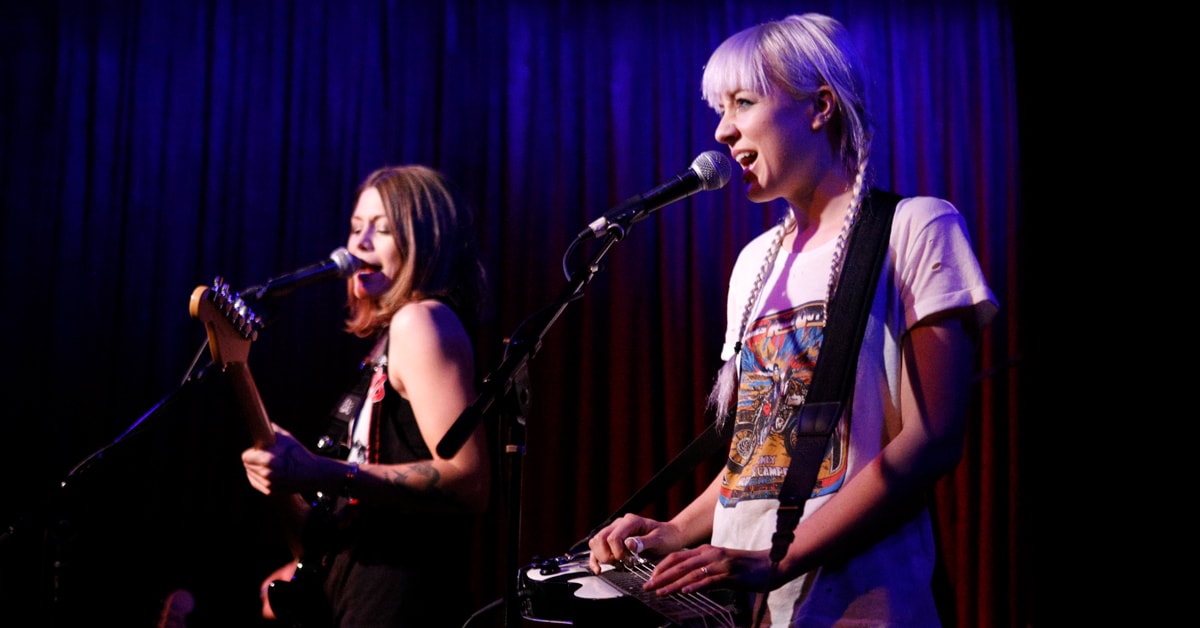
[520, 551, 749, 628]
[189, 278, 343, 627]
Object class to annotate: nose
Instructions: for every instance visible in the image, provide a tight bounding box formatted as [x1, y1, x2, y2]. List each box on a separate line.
[714, 112, 737, 146]
[349, 226, 374, 252]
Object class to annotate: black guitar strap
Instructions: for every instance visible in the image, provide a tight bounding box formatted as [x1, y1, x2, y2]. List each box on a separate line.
[319, 335, 389, 460]
[767, 188, 900, 563]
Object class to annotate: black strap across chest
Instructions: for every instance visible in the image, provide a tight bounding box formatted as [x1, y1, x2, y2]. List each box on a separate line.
[768, 188, 901, 563]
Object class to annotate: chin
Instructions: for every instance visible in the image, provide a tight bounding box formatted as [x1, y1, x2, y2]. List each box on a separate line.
[745, 188, 770, 204]
[351, 275, 373, 300]
[354, 272, 393, 300]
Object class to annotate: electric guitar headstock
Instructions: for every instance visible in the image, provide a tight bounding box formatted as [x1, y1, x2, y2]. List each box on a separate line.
[189, 277, 274, 447]
[189, 277, 261, 365]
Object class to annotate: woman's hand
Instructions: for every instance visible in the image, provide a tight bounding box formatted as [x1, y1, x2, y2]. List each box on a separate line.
[587, 513, 686, 574]
[241, 424, 322, 496]
[641, 544, 775, 596]
[589, 474, 724, 576]
[588, 513, 777, 596]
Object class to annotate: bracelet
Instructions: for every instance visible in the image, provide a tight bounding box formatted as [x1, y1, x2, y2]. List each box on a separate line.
[342, 461, 359, 503]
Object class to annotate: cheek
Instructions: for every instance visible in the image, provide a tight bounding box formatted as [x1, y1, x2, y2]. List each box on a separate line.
[379, 243, 403, 272]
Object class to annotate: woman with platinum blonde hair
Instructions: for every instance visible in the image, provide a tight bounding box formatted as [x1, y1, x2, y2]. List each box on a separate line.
[589, 14, 997, 627]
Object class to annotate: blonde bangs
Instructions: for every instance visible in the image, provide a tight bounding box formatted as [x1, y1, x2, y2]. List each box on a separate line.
[701, 27, 772, 111]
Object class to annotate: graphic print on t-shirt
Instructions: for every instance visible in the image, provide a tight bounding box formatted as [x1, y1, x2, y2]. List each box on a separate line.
[719, 301, 849, 507]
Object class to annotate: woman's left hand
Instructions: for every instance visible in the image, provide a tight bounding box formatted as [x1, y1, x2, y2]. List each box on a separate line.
[642, 544, 775, 595]
[241, 424, 321, 495]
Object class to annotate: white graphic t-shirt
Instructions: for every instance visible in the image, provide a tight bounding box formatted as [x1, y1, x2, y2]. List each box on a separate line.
[712, 196, 998, 626]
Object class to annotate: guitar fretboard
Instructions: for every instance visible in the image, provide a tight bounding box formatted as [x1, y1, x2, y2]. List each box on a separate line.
[598, 561, 738, 628]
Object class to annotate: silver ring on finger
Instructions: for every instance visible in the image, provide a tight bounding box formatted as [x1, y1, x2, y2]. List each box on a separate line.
[700, 566, 709, 575]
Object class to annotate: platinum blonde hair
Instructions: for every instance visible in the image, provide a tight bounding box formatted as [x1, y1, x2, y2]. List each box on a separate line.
[701, 13, 870, 179]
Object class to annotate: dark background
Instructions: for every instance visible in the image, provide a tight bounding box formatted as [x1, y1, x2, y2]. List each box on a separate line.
[2, 1, 1038, 626]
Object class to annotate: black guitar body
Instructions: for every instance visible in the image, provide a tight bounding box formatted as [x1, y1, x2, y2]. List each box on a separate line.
[266, 495, 349, 627]
[520, 566, 663, 627]
[268, 576, 332, 628]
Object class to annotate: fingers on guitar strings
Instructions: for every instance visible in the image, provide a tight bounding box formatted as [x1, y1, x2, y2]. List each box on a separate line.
[619, 537, 645, 568]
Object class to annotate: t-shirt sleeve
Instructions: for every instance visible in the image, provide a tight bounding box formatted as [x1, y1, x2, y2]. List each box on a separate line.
[892, 197, 999, 332]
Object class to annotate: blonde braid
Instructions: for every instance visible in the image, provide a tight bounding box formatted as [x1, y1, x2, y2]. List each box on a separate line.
[707, 139, 872, 430]
[707, 211, 795, 428]
[824, 137, 872, 308]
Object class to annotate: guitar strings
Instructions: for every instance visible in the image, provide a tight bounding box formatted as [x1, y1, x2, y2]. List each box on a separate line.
[622, 560, 736, 628]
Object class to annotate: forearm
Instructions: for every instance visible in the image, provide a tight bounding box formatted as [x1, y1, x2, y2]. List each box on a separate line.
[775, 316, 974, 581]
[775, 432, 953, 580]
[350, 459, 483, 512]
[665, 473, 723, 548]
[321, 433, 490, 514]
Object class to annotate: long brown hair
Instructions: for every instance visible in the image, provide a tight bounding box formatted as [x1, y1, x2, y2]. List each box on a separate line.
[344, 165, 486, 337]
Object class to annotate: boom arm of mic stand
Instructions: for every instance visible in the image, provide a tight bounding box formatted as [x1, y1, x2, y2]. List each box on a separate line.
[436, 227, 625, 459]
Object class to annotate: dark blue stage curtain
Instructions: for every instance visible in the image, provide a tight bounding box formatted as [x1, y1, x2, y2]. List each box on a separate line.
[1, 1, 1030, 626]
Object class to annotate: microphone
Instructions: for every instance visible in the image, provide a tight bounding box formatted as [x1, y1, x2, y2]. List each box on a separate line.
[579, 150, 732, 239]
[241, 247, 363, 300]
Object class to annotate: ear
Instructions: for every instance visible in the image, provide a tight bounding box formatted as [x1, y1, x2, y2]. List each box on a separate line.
[810, 86, 838, 131]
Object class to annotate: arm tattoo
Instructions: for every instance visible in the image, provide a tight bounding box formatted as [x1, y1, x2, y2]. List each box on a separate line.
[386, 461, 443, 494]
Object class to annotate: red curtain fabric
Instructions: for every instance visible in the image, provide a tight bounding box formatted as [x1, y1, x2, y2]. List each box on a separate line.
[0, 1, 1030, 625]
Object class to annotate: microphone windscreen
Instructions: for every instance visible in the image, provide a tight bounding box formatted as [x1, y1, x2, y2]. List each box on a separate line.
[329, 247, 363, 276]
[692, 151, 732, 191]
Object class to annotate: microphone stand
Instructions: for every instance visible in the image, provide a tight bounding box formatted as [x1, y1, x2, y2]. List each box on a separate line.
[3, 355, 221, 622]
[439, 224, 632, 627]
[23, 275, 271, 619]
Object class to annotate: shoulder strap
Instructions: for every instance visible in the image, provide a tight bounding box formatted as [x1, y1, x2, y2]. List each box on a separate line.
[319, 334, 388, 459]
[768, 188, 901, 563]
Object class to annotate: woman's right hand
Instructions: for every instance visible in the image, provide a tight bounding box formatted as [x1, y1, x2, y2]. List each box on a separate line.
[587, 513, 685, 574]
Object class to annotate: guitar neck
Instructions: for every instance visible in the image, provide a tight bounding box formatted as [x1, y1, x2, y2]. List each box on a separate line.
[189, 281, 275, 450]
[226, 361, 275, 449]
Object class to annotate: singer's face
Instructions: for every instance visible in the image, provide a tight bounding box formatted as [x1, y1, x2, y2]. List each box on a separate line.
[347, 186, 399, 300]
[714, 88, 824, 206]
